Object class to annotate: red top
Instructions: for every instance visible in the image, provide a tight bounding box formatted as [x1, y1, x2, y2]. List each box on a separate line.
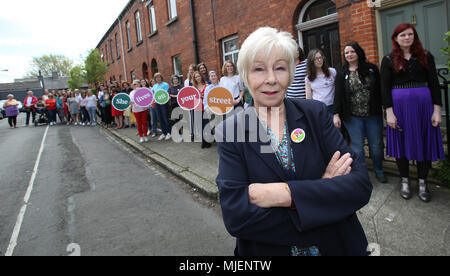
[45, 99, 57, 110]
[195, 86, 206, 112]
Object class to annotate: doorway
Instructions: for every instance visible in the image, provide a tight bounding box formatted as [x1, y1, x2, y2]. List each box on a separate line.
[303, 23, 342, 69]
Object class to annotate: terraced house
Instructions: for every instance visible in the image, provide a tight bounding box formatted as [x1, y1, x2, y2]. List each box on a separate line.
[96, 0, 449, 85]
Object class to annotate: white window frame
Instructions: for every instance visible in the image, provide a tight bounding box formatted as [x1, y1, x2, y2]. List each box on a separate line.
[149, 4, 157, 33]
[222, 35, 239, 64]
[135, 11, 143, 43]
[126, 21, 132, 49]
[168, 0, 177, 20]
[173, 55, 182, 76]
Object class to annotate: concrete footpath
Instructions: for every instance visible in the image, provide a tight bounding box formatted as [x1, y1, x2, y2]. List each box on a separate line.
[103, 125, 450, 256]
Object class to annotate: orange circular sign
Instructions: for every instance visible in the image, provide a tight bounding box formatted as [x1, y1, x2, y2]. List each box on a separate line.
[206, 87, 234, 115]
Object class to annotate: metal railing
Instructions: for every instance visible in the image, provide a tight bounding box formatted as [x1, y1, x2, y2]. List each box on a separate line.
[438, 68, 450, 151]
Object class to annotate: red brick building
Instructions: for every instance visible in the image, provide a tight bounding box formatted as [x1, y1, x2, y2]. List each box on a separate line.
[96, 0, 449, 85]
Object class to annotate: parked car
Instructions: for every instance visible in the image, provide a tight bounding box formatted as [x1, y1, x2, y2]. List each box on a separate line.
[0, 100, 23, 118]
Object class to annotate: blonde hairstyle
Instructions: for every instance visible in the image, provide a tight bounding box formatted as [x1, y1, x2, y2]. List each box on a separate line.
[153, 72, 163, 82]
[222, 60, 237, 77]
[237, 26, 298, 87]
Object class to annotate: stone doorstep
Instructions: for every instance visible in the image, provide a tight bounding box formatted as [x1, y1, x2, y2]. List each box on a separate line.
[103, 128, 219, 200]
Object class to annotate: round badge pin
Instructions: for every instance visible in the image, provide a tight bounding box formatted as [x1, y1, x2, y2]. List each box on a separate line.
[291, 128, 306, 144]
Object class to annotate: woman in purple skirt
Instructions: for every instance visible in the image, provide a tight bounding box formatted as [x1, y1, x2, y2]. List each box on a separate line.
[381, 23, 445, 202]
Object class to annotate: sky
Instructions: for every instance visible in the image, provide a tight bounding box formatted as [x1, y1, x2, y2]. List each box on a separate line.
[0, 0, 130, 83]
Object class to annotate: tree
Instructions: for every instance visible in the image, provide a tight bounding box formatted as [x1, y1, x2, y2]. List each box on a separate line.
[68, 65, 86, 90]
[84, 49, 108, 85]
[25, 54, 73, 78]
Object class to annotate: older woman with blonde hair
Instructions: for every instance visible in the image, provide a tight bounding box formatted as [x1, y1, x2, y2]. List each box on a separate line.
[215, 27, 372, 256]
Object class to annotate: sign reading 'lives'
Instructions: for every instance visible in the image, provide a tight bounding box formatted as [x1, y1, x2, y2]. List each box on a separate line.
[112, 93, 131, 111]
[133, 88, 153, 107]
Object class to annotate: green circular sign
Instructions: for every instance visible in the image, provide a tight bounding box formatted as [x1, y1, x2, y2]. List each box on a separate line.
[154, 89, 170, 105]
[112, 93, 131, 111]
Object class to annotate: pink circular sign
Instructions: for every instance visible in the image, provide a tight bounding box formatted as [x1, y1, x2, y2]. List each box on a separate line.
[133, 88, 154, 107]
[177, 87, 201, 111]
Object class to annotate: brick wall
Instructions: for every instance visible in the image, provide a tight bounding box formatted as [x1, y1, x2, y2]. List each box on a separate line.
[97, 0, 381, 86]
[336, 0, 379, 64]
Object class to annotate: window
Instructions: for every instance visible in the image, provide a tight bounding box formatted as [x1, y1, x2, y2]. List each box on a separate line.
[115, 33, 120, 58]
[149, 4, 157, 33]
[168, 0, 177, 20]
[126, 21, 132, 49]
[109, 39, 114, 63]
[105, 44, 109, 63]
[222, 35, 239, 64]
[135, 11, 143, 43]
[304, 0, 336, 22]
[131, 71, 136, 81]
[172, 55, 182, 76]
[101, 50, 105, 63]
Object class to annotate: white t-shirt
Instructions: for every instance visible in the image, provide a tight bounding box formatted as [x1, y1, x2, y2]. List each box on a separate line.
[219, 75, 244, 99]
[75, 94, 82, 104]
[306, 68, 337, 106]
[86, 95, 97, 108]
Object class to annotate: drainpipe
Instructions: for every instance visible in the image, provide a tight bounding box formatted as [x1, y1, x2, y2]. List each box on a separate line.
[118, 17, 128, 82]
[190, 0, 200, 64]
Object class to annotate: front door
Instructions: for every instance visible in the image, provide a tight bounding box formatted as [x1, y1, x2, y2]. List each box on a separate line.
[380, 0, 450, 68]
[303, 23, 342, 69]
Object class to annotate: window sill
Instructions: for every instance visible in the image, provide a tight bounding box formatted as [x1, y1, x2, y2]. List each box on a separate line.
[147, 30, 158, 39]
[127, 47, 133, 53]
[165, 16, 178, 27]
[136, 40, 143, 47]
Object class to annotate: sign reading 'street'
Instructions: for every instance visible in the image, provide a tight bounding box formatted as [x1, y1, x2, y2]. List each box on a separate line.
[207, 87, 234, 115]
[112, 93, 131, 111]
[154, 89, 170, 105]
[133, 88, 154, 107]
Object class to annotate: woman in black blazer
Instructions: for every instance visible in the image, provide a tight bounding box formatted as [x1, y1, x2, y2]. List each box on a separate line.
[215, 27, 373, 256]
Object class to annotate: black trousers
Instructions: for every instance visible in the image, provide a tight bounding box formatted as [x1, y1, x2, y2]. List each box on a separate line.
[396, 158, 432, 180]
[25, 108, 36, 125]
[8, 116, 17, 127]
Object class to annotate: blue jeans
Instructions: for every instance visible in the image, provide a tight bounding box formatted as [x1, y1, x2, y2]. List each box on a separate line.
[88, 106, 97, 123]
[344, 115, 384, 171]
[47, 109, 57, 123]
[155, 103, 171, 135]
[149, 107, 159, 134]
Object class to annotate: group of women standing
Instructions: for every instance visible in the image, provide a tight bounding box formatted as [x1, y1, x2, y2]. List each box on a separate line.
[303, 23, 444, 203]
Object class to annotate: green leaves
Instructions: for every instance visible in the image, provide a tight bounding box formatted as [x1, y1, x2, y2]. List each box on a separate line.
[25, 54, 73, 78]
[84, 49, 109, 85]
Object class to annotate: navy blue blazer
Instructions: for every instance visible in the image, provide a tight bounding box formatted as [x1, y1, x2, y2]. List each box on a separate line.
[215, 99, 372, 256]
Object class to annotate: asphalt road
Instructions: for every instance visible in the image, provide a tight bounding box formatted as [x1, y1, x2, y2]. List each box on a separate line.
[0, 115, 235, 256]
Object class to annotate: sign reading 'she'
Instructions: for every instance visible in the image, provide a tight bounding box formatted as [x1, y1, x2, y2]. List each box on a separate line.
[112, 93, 131, 111]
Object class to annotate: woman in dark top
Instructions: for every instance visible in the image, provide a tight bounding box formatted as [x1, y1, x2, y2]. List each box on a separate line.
[334, 41, 387, 184]
[381, 23, 444, 202]
[168, 74, 183, 127]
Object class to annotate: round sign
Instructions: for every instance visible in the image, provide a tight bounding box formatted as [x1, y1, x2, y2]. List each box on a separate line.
[112, 93, 131, 111]
[177, 87, 201, 111]
[291, 128, 306, 144]
[206, 87, 234, 115]
[133, 88, 154, 108]
[154, 89, 170, 105]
